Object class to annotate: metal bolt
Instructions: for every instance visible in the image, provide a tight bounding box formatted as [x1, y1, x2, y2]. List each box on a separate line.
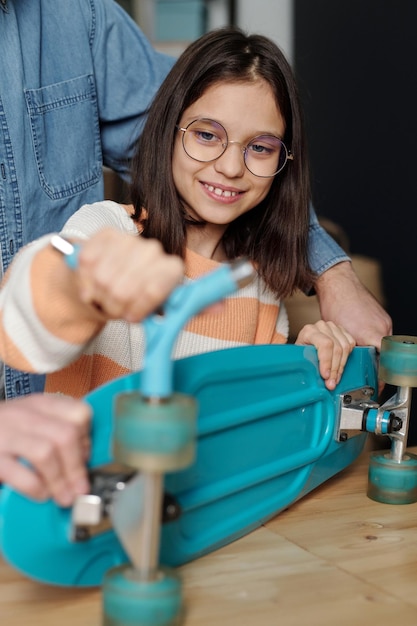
[166, 504, 178, 519]
[388, 413, 403, 433]
[75, 527, 90, 542]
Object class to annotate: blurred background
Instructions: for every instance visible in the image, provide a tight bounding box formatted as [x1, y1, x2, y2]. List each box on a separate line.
[113, 0, 417, 440]
[117, 1, 293, 61]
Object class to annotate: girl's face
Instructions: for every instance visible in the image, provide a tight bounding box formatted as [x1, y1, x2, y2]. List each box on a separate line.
[172, 79, 286, 254]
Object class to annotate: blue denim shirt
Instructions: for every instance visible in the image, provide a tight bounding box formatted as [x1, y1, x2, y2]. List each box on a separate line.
[0, 0, 175, 398]
[0, 0, 348, 399]
[308, 205, 349, 275]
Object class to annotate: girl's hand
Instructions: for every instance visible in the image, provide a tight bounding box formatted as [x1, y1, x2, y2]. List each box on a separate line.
[75, 229, 184, 323]
[295, 320, 356, 390]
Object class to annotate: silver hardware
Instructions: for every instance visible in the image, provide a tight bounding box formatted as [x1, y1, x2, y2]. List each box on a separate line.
[337, 386, 377, 441]
[70, 464, 135, 542]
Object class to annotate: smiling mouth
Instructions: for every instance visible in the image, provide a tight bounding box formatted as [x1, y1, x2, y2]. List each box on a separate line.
[204, 183, 240, 198]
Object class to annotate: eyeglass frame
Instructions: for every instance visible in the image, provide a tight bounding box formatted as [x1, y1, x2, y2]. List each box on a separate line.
[176, 117, 294, 178]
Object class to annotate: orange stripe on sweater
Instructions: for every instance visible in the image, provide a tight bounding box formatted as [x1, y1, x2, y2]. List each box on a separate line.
[253, 303, 285, 344]
[185, 297, 281, 344]
[45, 353, 130, 398]
[270, 331, 287, 345]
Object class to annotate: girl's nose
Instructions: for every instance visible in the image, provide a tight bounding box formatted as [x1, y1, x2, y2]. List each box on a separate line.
[213, 143, 246, 178]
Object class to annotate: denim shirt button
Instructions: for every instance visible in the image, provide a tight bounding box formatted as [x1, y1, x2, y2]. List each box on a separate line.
[9, 239, 14, 255]
[15, 380, 21, 395]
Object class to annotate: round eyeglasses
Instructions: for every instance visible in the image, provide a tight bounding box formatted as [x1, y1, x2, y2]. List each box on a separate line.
[176, 118, 293, 178]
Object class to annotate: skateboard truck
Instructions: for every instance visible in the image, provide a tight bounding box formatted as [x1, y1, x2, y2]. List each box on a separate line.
[50, 235, 255, 625]
[334, 335, 417, 504]
[71, 466, 181, 543]
[337, 385, 402, 442]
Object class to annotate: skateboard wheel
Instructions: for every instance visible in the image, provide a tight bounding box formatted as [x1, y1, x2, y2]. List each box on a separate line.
[367, 451, 417, 504]
[103, 564, 183, 626]
[379, 335, 417, 386]
[113, 392, 197, 472]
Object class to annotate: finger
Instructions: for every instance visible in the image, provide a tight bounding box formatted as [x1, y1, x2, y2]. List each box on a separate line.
[321, 337, 355, 390]
[332, 327, 356, 381]
[0, 454, 48, 501]
[124, 257, 185, 322]
[316, 336, 341, 388]
[77, 234, 184, 321]
[31, 395, 92, 478]
[76, 230, 129, 306]
[27, 415, 90, 504]
[3, 429, 74, 506]
[92, 258, 181, 320]
[4, 396, 91, 505]
[28, 394, 91, 432]
[317, 323, 354, 382]
[295, 322, 354, 390]
[295, 322, 333, 372]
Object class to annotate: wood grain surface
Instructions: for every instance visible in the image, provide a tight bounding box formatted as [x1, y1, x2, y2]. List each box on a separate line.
[2, 446, 417, 625]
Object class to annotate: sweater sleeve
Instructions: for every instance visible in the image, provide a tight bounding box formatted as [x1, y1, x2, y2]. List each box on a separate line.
[0, 234, 104, 374]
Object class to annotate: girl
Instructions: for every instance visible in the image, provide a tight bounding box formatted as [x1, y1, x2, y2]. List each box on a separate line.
[0, 27, 355, 398]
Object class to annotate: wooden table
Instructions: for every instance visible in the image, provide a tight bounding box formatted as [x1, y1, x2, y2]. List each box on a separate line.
[2, 446, 417, 626]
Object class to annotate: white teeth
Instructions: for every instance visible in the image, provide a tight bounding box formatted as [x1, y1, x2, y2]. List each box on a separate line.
[205, 184, 237, 198]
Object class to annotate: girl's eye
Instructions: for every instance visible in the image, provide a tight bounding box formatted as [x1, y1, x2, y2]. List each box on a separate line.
[195, 131, 219, 143]
[248, 137, 282, 157]
[249, 143, 270, 154]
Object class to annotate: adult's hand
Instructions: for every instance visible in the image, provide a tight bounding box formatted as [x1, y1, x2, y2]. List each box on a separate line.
[0, 394, 91, 506]
[314, 261, 392, 350]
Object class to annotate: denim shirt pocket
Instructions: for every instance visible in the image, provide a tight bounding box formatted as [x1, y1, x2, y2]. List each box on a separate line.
[25, 75, 102, 200]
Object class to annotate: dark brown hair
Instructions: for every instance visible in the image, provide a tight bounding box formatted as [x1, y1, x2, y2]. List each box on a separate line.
[130, 27, 314, 297]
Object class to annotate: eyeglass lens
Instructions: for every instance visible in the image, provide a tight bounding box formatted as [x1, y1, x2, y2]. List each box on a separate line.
[181, 118, 288, 177]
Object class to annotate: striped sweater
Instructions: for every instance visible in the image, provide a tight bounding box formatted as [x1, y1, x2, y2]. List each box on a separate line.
[0, 201, 288, 398]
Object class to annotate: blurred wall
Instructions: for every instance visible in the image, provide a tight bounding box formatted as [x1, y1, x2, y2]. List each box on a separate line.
[236, 0, 293, 62]
[294, 0, 417, 338]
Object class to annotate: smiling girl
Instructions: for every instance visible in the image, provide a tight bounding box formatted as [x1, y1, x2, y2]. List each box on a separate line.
[0, 27, 355, 397]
